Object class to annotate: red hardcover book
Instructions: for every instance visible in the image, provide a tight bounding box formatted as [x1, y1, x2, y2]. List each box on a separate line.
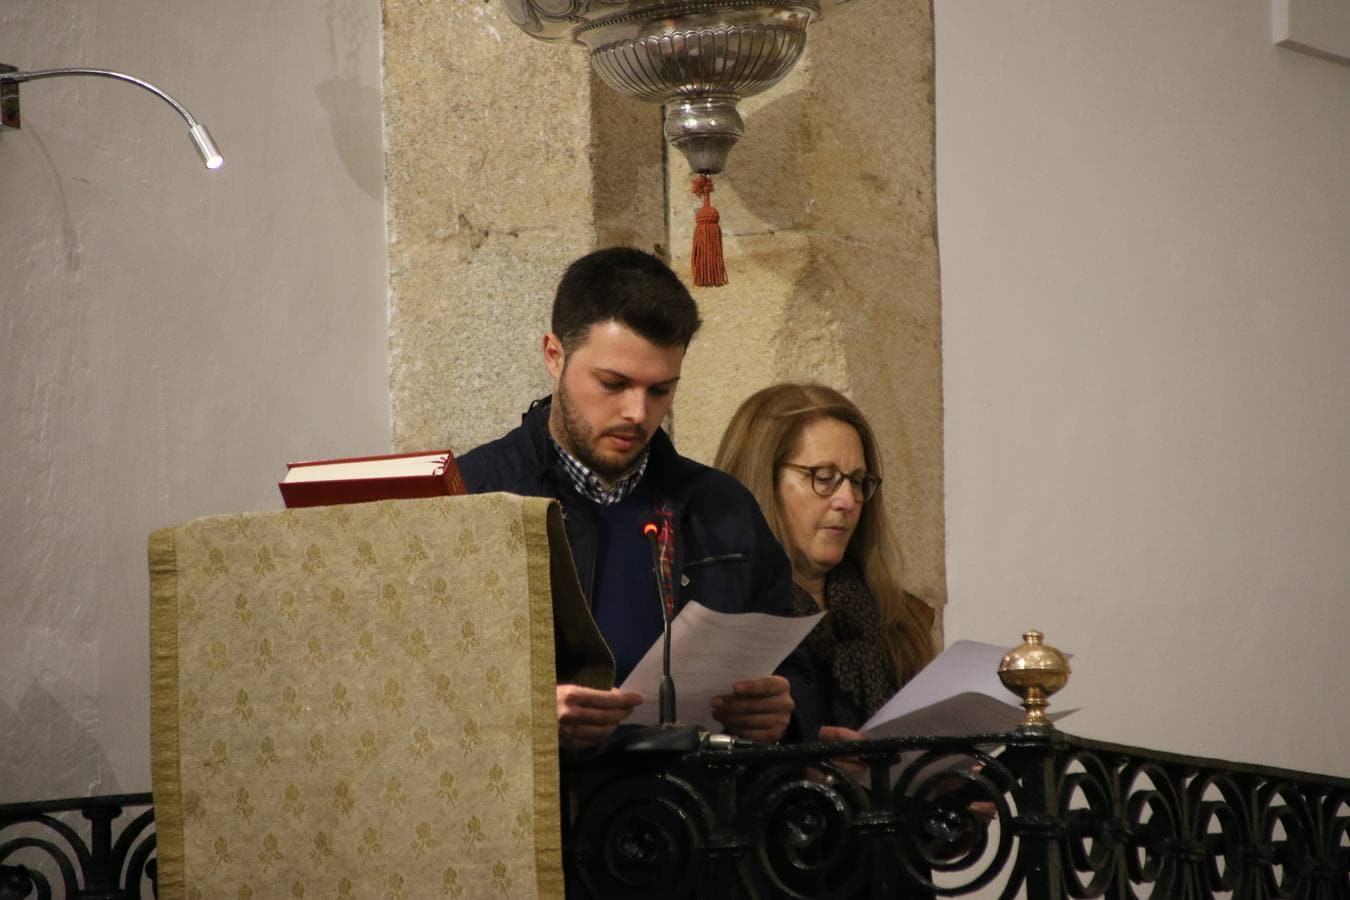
[278, 449, 467, 509]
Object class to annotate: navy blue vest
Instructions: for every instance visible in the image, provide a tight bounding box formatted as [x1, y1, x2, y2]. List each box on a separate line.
[587, 479, 664, 683]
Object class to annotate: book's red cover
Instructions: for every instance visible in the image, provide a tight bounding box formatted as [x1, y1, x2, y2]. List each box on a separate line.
[278, 450, 467, 509]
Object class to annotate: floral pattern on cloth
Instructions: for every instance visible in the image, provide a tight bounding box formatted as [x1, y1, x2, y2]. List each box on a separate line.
[149, 494, 566, 900]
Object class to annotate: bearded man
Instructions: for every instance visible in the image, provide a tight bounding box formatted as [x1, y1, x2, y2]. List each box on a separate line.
[457, 247, 818, 750]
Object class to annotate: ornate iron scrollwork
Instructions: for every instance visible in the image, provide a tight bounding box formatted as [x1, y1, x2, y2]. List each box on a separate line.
[744, 762, 869, 896]
[4, 735, 1347, 898]
[562, 732, 1350, 899]
[569, 768, 714, 897]
[0, 793, 155, 900]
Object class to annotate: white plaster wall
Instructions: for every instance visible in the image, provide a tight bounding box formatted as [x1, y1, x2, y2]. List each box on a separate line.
[0, 0, 390, 799]
[938, 1, 1350, 778]
[6, 0, 1347, 812]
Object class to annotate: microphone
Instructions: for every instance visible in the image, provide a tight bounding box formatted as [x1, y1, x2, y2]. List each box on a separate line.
[639, 513, 678, 726]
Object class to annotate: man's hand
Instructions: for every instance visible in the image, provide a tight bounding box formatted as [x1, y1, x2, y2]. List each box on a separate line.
[818, 725, 867, 743]
[711, 676, 794, 743]
[556, 685, 643, 751]
[817, 725, 869, 777]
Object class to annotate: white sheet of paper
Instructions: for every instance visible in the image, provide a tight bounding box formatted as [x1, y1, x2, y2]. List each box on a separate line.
[620, 601, 825, 730]
[861, 639, 1076, 738]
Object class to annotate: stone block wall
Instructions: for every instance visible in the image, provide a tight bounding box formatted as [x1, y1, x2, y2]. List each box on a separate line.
[383, 0, 945, 618]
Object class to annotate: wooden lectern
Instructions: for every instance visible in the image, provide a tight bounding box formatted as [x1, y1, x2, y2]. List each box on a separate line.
[148, 494, 611, 899]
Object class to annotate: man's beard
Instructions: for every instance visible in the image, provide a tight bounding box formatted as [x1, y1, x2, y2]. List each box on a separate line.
[554, 376, 648, 482]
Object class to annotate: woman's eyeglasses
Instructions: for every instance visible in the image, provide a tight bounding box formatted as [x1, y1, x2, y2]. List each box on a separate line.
[780, 463, 881, 502]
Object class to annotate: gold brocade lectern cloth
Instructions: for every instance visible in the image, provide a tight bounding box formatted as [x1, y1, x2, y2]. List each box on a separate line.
[148, 494, 608, 899]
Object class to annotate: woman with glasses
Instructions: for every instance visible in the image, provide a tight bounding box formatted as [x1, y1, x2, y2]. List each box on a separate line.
[714, 383, 937, 739]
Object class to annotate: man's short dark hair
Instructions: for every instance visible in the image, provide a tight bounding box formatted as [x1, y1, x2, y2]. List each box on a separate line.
[552, 247, 703, 351]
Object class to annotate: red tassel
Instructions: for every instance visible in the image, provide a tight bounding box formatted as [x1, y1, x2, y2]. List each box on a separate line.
[691, 174, 728, 287]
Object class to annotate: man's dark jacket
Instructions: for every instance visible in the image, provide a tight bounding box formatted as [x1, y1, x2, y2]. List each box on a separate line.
[457, 397, 820, 741]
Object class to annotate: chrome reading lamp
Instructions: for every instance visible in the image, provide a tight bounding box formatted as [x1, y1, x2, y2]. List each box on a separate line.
[0, 64, 223, 170]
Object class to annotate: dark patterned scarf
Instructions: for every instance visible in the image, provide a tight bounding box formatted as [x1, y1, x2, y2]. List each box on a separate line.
[791, 560, 899, 731]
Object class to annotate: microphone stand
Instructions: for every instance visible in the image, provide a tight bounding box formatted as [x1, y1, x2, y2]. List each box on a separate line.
[601, 516, 704, 753]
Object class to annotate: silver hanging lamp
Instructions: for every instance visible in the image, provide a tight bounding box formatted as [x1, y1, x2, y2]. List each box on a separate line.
[501, 0, 826, 286]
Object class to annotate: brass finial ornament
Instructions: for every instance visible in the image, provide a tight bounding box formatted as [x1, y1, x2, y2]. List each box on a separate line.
[997, 630, 1071, 728]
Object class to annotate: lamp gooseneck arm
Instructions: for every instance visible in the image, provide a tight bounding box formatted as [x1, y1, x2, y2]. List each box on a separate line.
[1, 68, 201, 126]
[0, 67, 223, 169]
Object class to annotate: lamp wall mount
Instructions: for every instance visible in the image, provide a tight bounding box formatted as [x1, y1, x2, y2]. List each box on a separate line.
[0, 64, 19, 129]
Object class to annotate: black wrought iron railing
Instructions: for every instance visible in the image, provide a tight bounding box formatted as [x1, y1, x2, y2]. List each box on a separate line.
[0, 792, 156, 899]
[562, 728, 1350, 899]
[2, 730, 1346, 898]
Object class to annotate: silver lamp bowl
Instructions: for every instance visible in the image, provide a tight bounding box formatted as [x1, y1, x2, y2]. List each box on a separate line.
[501, 0, 820, 174]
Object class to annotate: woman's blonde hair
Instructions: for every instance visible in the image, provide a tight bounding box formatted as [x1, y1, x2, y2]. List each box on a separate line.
[714, 383, 935, 684]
